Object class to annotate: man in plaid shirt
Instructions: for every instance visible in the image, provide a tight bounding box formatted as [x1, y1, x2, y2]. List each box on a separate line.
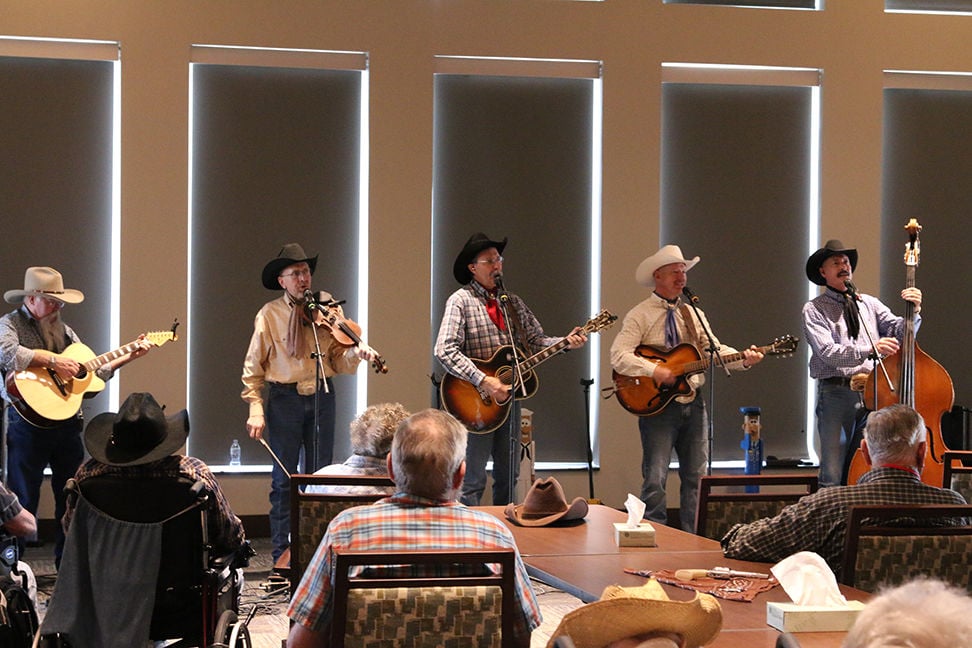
[287, 408, 542, 648]
[721, 404, 966, 573]
[434, 232, 586, 506]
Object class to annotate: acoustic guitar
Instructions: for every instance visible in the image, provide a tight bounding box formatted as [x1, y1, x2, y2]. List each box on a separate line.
[440, 310, 617, 433]
[607, 335, 799, 417]
[5, 322, 179, 428]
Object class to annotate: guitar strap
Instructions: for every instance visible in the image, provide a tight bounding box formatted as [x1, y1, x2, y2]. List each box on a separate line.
[679, 303, 704, 350]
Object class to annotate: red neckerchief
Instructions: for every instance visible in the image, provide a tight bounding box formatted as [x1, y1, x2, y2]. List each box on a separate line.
[485, 293, 505, 331]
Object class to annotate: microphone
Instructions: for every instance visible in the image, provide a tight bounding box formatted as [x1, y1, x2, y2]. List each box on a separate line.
[682, 286, 700, 304]
[843, 279, 860, 301]
[303, 289, 318, 308]
[494, 273, 509, 301]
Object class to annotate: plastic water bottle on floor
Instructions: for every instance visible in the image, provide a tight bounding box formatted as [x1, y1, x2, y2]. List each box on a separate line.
[230, 439, 242, 466]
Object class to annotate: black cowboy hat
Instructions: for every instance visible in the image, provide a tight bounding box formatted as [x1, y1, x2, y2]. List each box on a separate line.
[806, 239, 858, 286]
[84, 393, 189, 467]
[261, 243, 319, 290]
[452, 232, 507, 284]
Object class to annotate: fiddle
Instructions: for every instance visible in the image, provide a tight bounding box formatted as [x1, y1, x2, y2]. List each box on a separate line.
[307, 294, 388, 374]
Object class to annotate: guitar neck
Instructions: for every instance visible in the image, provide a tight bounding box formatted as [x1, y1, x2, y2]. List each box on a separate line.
[519, 337, 572, 374]
[684, 344, 769, 375]
[83, 340, 143, 372]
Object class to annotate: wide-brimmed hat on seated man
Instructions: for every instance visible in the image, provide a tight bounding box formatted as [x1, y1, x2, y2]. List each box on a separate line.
[84, 392, 189, 467]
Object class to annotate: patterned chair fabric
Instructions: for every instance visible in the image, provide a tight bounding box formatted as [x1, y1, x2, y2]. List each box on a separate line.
[343, 585, 503, 648]
[331, 549, 517, 648]
[840, 504, 972, 594]
[695, 474, 818, 540]
[288, 474, 395, 592]
[850, 534, 972, 594]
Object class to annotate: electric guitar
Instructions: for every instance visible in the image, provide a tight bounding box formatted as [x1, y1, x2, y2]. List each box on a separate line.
[440, 310, 617, 433]
[606, 334, 798, 417]
[5, 321, 180, 428]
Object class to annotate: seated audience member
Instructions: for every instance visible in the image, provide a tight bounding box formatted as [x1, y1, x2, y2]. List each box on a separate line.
[305, 402, 409, 495]
[721, 404, 966, 573]
[842, 578, 972, 648]
[64, 392, 246, 557]
[547, 579, 722, 648]
[287, 408, 542, 648]
[0, 481, 36, 540]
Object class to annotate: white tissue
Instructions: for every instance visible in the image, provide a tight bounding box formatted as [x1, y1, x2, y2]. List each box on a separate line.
[624, 493, 646, 528]
[771, 551, 848, 607]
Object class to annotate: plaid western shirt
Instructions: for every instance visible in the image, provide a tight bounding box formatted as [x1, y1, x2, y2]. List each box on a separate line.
[288, 493, 542, 640]
[803, 288, 920, 380]
[435, 282, 562, 387]
[721, 467, 967, 573]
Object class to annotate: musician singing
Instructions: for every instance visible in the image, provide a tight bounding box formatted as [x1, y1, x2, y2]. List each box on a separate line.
[610, 245, 763, 532]
[434, 232, 587, 506]
[803, 239, 921, 487]
[0, 266, 149, 564]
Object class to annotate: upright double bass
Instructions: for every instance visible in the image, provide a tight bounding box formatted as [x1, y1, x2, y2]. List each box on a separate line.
[846, 219, 954, 486]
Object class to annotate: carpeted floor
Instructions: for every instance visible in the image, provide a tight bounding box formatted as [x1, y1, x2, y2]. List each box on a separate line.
[25, 537, 583, 647]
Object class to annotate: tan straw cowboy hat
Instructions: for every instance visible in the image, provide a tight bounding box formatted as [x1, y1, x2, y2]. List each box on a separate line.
[547, 579, 723, 648]
[4, 267, 84, 305]
[504, 477, 588, 527]
[635, 245, 700, 288]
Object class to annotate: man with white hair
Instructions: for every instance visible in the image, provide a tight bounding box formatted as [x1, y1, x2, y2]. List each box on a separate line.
[287, 408, 541, 648]
[721, 404, 967, 573]
[0, 266, 148, 563]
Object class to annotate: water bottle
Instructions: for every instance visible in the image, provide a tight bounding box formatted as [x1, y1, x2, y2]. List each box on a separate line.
[229, 439, 241, 466]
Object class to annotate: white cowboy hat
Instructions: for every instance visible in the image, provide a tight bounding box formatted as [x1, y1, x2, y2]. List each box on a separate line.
[635, 245, 700, 288]
[547, 579, 723, 648]
[4, 267, 84, 305]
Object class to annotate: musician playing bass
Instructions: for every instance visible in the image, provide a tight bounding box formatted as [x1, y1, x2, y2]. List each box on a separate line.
[803, 239, 922, 488]
[609, 245, 763, 532]
[434, 232, 587, 507]
[0, 266, 150, 565]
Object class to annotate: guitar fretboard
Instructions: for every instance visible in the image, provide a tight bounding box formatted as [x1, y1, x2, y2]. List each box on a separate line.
[83, 341, 146, 372]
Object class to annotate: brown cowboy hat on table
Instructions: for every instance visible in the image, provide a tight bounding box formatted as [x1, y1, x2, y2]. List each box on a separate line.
[805, 239, 858, 286]
[452, 232, 508, 284]
[84, 392, 189, 467]
[635, 245, 700, 288]
[261, 243, 319, 290]
[547, 579, 723, 648]
[4, 267, 84, 305]
[504, 477, 588, 527]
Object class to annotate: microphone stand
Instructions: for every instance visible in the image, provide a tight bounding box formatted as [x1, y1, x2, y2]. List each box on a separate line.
[495, 276, 526, 503]
[683, 290, 730, 476]
[305, 292, 331, 474]
[580, 378, 597, 501]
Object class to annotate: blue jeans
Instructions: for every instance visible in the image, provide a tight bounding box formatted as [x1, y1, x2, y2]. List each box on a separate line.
[815, 381, 862, 488]
[265, 380, 335, 562]
[638, 398, 707, 532]
[460, 402, 520, 506]
[5, 407, 84, 563]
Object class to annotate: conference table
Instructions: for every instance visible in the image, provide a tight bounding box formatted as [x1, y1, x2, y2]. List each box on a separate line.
[479, 504, 867, 648]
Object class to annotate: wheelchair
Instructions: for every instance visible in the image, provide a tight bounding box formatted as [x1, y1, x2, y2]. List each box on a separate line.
[38, 475, 252, 647]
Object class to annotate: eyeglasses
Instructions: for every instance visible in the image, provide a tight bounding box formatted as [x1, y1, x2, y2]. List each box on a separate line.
[280, 269, 312, 279]
[474, 256, 504, 266]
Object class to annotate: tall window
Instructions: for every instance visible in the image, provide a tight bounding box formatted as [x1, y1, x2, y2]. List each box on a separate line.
[189, 46, 367, 465]
[0, 39, 117, 417]
[432, 56, 602, 466]
[661, 64, 819, 463]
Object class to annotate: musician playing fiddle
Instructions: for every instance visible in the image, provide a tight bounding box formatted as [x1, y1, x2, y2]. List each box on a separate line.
[803, 239, 922, 488]
[241, 243, 377, 564]
[609, 245, 763, 532]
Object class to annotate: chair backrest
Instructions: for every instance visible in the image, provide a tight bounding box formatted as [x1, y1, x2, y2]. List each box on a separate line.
[840, 504, 972, 594]
[943, 450, 972, 502]
[288, 474, 395, 592]
[330, 548, 517, 648]
[75, 475, 211, 641]
[695, 473, 818, 540]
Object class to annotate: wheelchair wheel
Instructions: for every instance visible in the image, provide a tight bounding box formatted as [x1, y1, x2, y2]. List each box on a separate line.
[212, 609, 252, 648]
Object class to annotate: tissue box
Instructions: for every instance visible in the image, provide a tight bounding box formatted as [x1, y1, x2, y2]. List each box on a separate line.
[613, 522, 656, 547]
[766, 601, 866, 632]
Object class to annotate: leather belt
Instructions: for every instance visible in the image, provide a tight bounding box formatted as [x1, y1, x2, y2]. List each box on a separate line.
[820, 376, 852, 387]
